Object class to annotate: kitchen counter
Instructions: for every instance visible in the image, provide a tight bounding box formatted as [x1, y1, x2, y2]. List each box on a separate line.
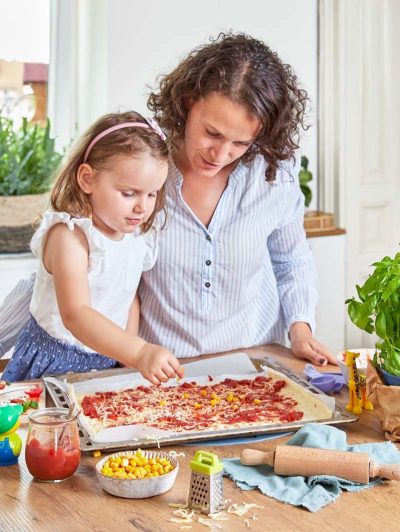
[1, 343, 398, 532]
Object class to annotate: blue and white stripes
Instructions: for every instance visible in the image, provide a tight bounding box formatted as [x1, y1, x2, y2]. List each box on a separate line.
[139, 155, 318, 357]
[0, 274, 34, 357]
[0, 156, 318, 360]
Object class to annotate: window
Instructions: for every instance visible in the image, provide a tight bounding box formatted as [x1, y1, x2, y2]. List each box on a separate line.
[0, 0, 50, 124]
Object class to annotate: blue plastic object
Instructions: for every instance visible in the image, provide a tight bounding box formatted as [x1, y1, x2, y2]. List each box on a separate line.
[303, 364, 346, 393]
[379, 367, 400, 386]
[0, 404, 23, 466]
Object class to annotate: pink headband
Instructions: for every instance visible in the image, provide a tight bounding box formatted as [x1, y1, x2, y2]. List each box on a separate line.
[83, 119, 166, 163]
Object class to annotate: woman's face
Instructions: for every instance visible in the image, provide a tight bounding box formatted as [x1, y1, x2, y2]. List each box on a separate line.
[182, 91, 261, 178]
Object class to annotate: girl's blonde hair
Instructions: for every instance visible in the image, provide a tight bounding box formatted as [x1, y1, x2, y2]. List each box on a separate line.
[51, 111, 168, 233]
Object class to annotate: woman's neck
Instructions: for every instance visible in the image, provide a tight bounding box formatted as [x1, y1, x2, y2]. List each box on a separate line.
[173, 145, 238, 227]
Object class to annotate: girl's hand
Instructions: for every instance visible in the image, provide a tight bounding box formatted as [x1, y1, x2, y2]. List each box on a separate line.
[135, 344, 184, 385]
[289, 322, 338, 367]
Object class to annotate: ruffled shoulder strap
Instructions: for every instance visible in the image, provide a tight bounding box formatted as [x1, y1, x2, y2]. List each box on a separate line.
[142, 225, 159, 271]
[30, 210, 105, 272]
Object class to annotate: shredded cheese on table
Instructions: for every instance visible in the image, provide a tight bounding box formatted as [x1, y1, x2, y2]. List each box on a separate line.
[169, 450, 186, 458]
[227, 503, 264, 517]
[167, 500, 263, 530]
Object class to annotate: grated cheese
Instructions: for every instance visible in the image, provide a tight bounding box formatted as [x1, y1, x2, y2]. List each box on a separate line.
[144, 434, 162, 448]
[169, 450, 186, 458]
[227, 503, 264, 517]
[168, 502, 188, 508]
[207, 513, 228, 521]
[173, 509, 195, 520]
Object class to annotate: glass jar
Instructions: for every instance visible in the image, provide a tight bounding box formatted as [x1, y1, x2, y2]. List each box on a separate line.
[25, 407, 81, 482]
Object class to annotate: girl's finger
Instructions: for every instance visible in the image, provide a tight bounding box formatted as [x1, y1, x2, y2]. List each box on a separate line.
[147, 373, 161, 386]
[154, 369, 169, 383]
[169, 357, 185, 377]
[162, 365, 176, 379]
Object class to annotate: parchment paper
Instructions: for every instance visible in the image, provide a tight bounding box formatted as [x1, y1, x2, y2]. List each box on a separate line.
[65, 353, 334, 444]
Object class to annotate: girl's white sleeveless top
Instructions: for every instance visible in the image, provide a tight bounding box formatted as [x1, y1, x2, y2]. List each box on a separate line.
[29, 211, 157, 352]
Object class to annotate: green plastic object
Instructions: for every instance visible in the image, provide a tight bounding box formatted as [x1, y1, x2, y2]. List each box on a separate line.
[189, 450, 223, 476]
[0, 404, 23, 434]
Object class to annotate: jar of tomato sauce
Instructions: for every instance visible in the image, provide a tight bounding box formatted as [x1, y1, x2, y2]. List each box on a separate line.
[25, 407, 81, 482]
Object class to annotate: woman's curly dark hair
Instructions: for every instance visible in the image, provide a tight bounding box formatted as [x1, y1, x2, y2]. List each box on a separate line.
[148, 32, 309, 181]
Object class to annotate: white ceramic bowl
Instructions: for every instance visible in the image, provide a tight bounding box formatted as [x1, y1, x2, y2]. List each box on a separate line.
[336, 348, 377, 382]
[96, 450, 179, 499]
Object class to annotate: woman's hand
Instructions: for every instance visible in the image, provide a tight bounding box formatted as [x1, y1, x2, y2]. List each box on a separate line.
[135, 344, 185, 385]
[289, 322, 338, 366]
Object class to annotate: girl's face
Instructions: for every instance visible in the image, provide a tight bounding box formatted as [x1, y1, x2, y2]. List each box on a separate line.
[181, 91, 261, 178]
[79, 153, 167, 240]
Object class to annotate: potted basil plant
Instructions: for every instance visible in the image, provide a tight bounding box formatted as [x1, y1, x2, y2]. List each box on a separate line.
[345, 250, 400, 385]
[0, 116, 63, 253]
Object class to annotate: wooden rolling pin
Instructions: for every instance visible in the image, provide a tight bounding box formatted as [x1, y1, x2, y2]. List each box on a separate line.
[240, 446, 400, 483]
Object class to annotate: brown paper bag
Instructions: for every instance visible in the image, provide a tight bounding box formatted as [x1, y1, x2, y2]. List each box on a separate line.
[367, 360, 400, 442]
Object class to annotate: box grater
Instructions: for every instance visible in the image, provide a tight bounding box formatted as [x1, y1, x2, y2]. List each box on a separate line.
[188, 450, 224, 514]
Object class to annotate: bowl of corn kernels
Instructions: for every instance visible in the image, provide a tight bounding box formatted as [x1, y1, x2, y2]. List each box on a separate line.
[95, 449, 179, 498]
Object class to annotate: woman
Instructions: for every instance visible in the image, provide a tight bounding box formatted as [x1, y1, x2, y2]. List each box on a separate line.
[140, 32, 336, 366]
[0, 32, 336, 367]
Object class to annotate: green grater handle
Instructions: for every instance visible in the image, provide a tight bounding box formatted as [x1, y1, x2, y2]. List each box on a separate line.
[189, 450, 223, 475]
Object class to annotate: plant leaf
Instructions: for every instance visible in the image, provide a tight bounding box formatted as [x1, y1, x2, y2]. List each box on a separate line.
[382, 276, 400, 302]
[375, 310, 387, 339]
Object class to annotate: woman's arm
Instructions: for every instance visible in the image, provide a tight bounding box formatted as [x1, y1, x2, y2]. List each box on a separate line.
[268, 162, 337, 366]
[44, 224, 183, 383]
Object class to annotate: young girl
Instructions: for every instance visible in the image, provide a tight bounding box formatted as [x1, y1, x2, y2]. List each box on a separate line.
[2, 111, 184, 384]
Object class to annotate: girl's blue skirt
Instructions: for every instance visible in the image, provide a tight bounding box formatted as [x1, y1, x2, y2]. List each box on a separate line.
[2, 315, 117, 381]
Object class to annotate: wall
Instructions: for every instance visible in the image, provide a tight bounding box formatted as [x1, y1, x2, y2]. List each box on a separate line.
[105, 0, 319, 207]
[48, 0, 318, 204]
[308, 234, 346, 354]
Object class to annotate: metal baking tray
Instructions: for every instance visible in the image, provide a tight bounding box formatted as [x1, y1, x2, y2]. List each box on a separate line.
[43, 356, 357, 452]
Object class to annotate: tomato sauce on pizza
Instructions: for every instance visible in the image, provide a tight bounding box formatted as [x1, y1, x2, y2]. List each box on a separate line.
[80, 375, 304, 433]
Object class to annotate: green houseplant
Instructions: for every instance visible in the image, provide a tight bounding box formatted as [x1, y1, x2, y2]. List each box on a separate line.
[299, 155, 312, 208]
[0, 116, 63, 252]
[345, 250, 400, 385]
[299, 157, 336, 233]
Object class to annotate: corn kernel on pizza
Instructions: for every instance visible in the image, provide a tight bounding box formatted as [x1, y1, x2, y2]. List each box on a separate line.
[77, 369, 332, 433]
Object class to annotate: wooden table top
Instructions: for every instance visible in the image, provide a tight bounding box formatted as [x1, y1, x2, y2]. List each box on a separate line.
[1, 344, 398, 532]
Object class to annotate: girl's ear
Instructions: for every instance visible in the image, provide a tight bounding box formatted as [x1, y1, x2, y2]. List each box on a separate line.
[76, 164, 96, 194]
